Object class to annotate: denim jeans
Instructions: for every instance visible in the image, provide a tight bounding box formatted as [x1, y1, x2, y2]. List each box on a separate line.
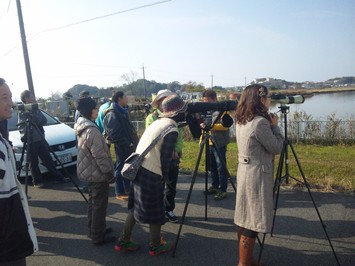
[115, 160, 130, 195]
[210, 145, 228, 192]
[114, 145, 130, 195]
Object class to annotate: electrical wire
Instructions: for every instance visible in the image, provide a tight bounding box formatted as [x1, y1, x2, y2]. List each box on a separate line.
[2, 0, 172, 56]
[35, 0, 171, 34]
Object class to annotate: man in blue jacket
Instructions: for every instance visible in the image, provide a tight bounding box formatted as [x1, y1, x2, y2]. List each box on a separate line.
[103, 91, 139, 201]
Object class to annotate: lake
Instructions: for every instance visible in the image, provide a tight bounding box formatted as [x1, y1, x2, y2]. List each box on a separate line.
[270, 91, 355, 121]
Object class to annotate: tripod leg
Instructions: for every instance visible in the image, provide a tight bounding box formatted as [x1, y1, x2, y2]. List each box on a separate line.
[288, 143, 340, 266]
[257, 233, 266, 265]
[204, 133, 209, 221]
[17, 138, 29, 195]
[172, 137, 206, 257]
[271, 143, 286, 236]
[30, 121, 88, 203]
[20, 120, 32, 197]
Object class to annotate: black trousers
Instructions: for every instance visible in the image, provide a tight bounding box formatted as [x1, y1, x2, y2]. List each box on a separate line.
[164, 158, 179, 212]
[28, 140, 63, 184]
[88, 182, 109, 243]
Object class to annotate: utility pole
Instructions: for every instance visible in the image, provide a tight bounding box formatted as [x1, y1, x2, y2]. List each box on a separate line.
[142, 65, 147, 99]
[16, 0, 35, 96]
[211, 74, 214, 89]
[244, 76, 247, 87]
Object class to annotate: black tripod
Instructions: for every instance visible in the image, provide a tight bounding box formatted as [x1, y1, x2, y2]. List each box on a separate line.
[258, 105, 340, 265]
[172, 123, 236, 257]
[17, 114, 88, 202]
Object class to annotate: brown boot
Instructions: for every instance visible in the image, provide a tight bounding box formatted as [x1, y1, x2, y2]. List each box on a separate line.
[237, 235, 256, 266]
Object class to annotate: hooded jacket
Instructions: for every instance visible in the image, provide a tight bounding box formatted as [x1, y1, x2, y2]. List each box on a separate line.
[74, 117, 114, 182]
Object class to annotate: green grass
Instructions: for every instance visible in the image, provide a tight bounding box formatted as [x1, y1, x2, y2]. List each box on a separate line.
[179, 141, 355, 192]
[110, 141, 355, 192]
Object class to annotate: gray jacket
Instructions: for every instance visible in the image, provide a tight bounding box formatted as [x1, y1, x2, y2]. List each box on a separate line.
[74, 117, 114, 183]
[234, 116, 283, 233]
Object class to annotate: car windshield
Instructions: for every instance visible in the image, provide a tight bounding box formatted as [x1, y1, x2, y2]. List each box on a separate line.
[7, 109, 60, 131]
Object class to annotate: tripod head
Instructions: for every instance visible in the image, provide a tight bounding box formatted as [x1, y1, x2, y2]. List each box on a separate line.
[278, 104, 290, 114]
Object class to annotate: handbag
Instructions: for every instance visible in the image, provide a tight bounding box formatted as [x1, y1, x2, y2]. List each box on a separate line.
[121, 124, 175, 180]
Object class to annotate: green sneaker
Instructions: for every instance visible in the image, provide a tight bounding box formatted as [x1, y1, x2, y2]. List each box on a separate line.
[149, 238, 173, 256]
[203, 186, 220, 195]
[114, 240, 140, 252]
[214, 191, 227, 201]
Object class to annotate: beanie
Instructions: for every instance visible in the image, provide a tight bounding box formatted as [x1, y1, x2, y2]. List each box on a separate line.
[77, 97, 97, 118]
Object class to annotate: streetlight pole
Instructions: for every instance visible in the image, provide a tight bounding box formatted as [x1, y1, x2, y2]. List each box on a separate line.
[16, 0, 35, 96]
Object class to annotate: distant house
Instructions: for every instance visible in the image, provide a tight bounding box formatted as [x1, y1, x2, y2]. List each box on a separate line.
[180, 92, 202, 102]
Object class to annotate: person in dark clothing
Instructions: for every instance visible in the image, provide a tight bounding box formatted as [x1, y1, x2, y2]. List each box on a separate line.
[103, 91, 139, 201]
[115, 95, 187, 256]
[0, 78, 38, 265]
[201, 89, 231, 201]
[17, 90, 69, 188]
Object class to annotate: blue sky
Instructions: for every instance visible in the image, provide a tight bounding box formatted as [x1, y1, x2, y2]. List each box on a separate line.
[1, 0, 354, 99]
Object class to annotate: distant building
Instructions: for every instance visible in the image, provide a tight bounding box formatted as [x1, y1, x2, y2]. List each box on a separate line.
[46, 100, 69, 118]
[180, 92, 202, 102]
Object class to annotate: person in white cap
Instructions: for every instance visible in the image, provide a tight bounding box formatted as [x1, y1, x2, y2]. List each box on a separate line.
[115, 95, 187, 255]
[145, 89, 182, 223]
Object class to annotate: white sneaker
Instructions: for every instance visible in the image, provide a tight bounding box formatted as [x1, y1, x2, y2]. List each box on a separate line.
[165, 211, 179, 223]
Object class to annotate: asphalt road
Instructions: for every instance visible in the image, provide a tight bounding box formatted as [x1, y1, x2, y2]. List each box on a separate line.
[22, 173, 355, 266]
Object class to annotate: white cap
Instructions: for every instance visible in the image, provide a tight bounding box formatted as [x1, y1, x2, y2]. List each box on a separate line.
[151, 89, 176, 108]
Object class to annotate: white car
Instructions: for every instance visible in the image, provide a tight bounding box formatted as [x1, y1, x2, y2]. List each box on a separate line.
[8, 109, 77, 177]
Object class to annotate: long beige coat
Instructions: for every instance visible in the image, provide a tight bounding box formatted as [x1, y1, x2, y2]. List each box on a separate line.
[234, 116, 283, 233]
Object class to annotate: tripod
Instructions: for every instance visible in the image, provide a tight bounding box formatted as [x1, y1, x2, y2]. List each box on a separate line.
[17, 113, 88, 202]
[258, 105, 340, 265]
[172, 125, 236, 257]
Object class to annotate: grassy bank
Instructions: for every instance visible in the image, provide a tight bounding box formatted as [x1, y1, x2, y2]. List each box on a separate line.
[180, 141, 355, 192]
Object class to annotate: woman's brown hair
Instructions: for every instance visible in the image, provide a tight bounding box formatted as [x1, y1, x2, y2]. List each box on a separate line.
[235, 84, 270, 125]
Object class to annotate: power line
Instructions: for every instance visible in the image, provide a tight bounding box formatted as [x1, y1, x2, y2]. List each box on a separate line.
[2, 0, 172, 56]
[36, 0, 172, 34]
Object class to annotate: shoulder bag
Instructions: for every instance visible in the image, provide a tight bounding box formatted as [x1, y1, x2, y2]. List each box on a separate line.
[121, 124, 175, 181]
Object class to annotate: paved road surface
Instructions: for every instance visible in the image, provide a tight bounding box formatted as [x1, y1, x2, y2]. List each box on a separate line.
[22, 174, 354, 266]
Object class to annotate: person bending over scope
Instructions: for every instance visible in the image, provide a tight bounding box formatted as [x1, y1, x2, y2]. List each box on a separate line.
[18, 90, 69, 188]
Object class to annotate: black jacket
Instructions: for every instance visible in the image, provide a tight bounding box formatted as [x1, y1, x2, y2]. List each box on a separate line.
[103, 105, 139, 158]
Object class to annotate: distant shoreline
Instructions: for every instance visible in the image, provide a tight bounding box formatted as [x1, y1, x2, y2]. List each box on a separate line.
[274, 87, 355, 96]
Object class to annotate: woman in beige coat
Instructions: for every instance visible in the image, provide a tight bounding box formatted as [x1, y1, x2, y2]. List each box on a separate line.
[75, 97, 115, 245]
[234, 84, 284, 266]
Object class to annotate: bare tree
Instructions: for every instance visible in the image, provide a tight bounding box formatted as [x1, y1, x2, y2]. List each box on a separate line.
[121, 71, 138, 95]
